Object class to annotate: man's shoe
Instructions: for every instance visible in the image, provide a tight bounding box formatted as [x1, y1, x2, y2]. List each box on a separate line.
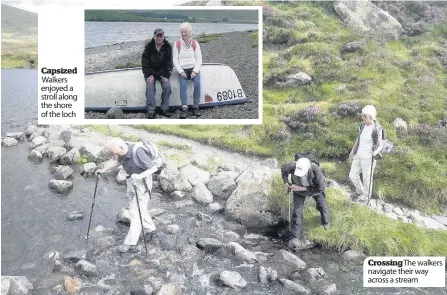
[191, 108, 201, 117]
[158, 109, 171, 118]
[323, 223, 330, 231]
[118, 243, 133, 253]
[147, 112, 156, 119]
[180, 107, 188, 119]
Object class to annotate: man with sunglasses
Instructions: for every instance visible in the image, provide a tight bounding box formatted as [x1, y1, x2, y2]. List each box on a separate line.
[142, 28, 173, 119]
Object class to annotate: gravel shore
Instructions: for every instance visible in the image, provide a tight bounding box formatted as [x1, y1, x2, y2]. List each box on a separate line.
[84, 31, 259, 120]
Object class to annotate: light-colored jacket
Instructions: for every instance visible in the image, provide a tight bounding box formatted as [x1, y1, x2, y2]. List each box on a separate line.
[173, 39, 203, 74]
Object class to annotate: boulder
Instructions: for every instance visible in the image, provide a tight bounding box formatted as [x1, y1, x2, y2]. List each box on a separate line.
[393, 206, 404, 216]
[59, 130, 73, 142]
[76, 260, 97, 276]
[60, 148, 81, 165]
[225, 166, 275, 229]
[29, 128, 46, 140]
[48, 146, 67, 162]
[191, 183, 214, 204]
[180, 164, 210, 185]
[228, 242, 259, 263]
[190, 155, 210, 170]
[196, 238, 224, 253]
[157, 284, 181, 295]
[49, 180, 73, 194]
[82, 162, 97, 175]
[159, 162, 192, 193]
[341, 40, 365, 53]
[63, 250, 86, 263]
[217, 163, 242, 173]
[1, 276, 34, 295]
[25, 124, 38, 136]
[393, 118, 408, 138]
[207, 202, 224, 213]
[106, 107, 125, 119]
[49, 139, 66, 148]
[277, 72, 312, 87]
[166, 224, 180, 234]
[6, 132, 25, 140]
[341, 250, 366, 264]
[28, 149, 43, 161]
[279, 278, 310, 294]
[2, 137, 19, 147]
[333, 0, 403, 40]
[30, 136, 46, 149]
[207, 172, 237, 200]
[218, 271, 247, 289]
[258, 266, 278, 284]
[79, 142, 108, 162]
[53, 166, 74, 180]
[306, 267, 327, 281]
[279, 249, 307, 270]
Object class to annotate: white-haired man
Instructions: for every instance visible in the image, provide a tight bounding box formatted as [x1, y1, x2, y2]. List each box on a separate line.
[349, 105, 383, 202]
[281, 157, 330, 250]
[96, 137, 157, 253]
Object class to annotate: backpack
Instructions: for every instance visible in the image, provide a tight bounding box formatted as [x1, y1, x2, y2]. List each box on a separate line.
[176, 39, 197, 52]
[294, 152, 320, 166]
[358, 123, 393, 159]
[132, 140, 166, 171]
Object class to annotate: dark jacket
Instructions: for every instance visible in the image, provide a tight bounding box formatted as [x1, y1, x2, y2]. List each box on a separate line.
[281, 161, 326, 197]
[141, 38, 173, 80]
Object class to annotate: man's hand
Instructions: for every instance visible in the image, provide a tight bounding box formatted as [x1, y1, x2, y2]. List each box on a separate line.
[290, 184, 307, 192]
[180, 72, 187, 79]
[146, 75, 154, 83]
[191, 71, 197, 79]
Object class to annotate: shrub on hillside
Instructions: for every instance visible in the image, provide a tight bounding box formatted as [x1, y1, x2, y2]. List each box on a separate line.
[410, 123, 447, 145]
[263, 5, 275, 18]
[335, 102, 361, 117]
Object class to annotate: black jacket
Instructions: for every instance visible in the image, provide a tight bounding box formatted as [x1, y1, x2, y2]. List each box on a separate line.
[141, 38, 173, 80]
[281, 161, 326, 197]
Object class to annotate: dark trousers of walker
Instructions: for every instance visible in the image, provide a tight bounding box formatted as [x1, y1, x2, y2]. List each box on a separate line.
[291, 192, 330, 239]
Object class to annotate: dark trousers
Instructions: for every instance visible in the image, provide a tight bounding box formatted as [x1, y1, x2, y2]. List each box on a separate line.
[146, 78, 171, 112]
[291, 192, 330, 239]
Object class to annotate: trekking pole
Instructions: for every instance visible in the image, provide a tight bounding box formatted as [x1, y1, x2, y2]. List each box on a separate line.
[86, 173, 101, 247]
[132, 180, 148, 254]
[288, 187, 292, 231]
[367, 157, 375, 206]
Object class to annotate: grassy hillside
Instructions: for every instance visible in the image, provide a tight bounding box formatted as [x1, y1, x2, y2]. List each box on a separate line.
[85, 10, 258, 24]
[1, 4, 38, 68]
[144, 1, 447, 215]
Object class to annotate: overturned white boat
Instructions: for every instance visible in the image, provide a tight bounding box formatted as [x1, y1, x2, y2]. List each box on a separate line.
[85, 63, 248, 112]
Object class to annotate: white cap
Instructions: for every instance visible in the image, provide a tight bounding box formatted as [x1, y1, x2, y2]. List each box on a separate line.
[294, 158, 311, 177]
[362, 105, 377, 120]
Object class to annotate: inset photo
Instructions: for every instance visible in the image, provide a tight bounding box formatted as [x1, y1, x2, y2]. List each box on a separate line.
[84, 7, 261, 121]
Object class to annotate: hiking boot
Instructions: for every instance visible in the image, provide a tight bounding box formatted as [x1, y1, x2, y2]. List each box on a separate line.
[158, 108, 171, 118]
[191, 108, 201, 117]
[147, 111, 156, 119]
[323, 223, 330, 231]
[180, 106, 188, 119]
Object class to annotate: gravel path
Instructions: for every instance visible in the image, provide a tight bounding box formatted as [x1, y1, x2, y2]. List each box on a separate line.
[84, 31, 259, 120]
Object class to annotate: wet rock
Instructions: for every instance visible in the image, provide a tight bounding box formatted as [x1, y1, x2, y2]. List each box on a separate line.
[207, 171, 237, 200]
[60, 148, 81, 165]
[49, 180, 73, 194]
[79, 142, 108, 162]
[318, 283, 338, 295]
[82, 162, 97, 175]
[180, 164, 210, 185]
[63, 250, 86, 263]
[207, 202, 224, 213]
[157, 283, 181, 295]
[306, 267, 327, 281]
[197, 212, 213, 222]
[228, 242, 258, 263]
[258, 266, 277, 284]
[64, 276, 81, 294]
[333, 0, 403, 40]
[116, 167, 127, 185]
[279, 249, 307, 270]
[30, 136, 46, 149]
[6, 132, 25, 140]
[59, 130, 73, 142]
[191, 183, 214, 204]
[76, 260, 97, 276]
[34, 143, 50, 157]
[48, 146, 67, 162]
[218, 271, 247, 289]
[393, 118, 408, 138]
[106, 107, 125, 119]
[341, 250, 366, 264]
[28, 149, 43, 161]
[225, 166, 274, 229]
[166, 224, 180, 234]
[54, 165, 74, 180]
[279, 278, 310, 294]
[159, 162, 192, 193]
[149, 208, 166, 217]
[1, 276, 34, 295]
[2, 137, 19, 146]
[117, 208, 131, 225]
[262, 158, 278, 169]
[67, 211, 84, 221]
[170, 190, 186, 200]
[174, 199, 194, 209]
[196, 238, 224, 253]
[25, 124, 38, 136]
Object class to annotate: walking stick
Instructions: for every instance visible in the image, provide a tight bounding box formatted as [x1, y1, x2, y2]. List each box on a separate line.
[132, 182, 148, 254]
[288, 188, 292, 230]
[367, 157, 375, 206]
[86, 173, 100, 247]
